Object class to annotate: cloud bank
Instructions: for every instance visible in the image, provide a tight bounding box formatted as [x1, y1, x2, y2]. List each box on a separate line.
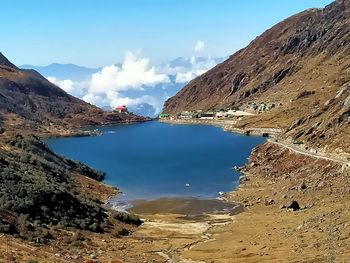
[89, 52, 170, 94]
[47, 49, 223, 117]
[174, 56, 218, 83]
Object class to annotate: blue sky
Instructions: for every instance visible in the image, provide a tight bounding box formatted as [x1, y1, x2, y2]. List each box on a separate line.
[1, 0, 333, 67]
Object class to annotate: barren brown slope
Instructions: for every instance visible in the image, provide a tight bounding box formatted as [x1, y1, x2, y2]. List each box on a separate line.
[163, 0, 350, 153]
[0, 53, 148, 135]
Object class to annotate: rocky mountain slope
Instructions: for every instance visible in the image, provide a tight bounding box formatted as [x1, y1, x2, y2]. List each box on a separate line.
[164, 0, 350, 153]
[0, 54, 151, 261]
[0, 53, 147, 135]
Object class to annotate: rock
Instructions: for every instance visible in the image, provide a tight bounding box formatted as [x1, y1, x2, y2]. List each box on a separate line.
[344, 95, 350, 108]
[317, 181, 325, 189]
[239, 175, 250, 183]
[324, 99, 331, 106]
[307, 203, 314, 209]
[295, 90, 315, 100]
[298, 181, 307, 192]
[250, 162, 257, 167]
[279, 205, 286, 209]
[287, 201, 300, 211]
[265, 199, 275, 206]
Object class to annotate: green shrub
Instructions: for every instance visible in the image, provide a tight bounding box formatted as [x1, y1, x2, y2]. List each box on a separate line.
[111, 211, 143, 226]
[0, 135, 111, 241]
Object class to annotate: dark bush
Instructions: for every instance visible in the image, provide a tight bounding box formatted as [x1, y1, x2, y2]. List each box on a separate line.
[0, 135, 112, 241]
[111, 211, 143, 226]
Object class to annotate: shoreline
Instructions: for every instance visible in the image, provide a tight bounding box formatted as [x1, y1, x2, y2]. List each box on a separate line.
[120, 119, 265, 262]
[129, 197, 244, 216]
[41, 118, 152, 139]
[152, 118, 350, 262]
[179, 145, 349, 262]
[5, 118, 349, 262]
[30, 118, 350, 262]
[159, 118, 283, 137]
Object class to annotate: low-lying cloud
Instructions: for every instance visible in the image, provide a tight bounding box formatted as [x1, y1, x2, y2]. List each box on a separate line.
[174, 56, 218, 83]
[46, 49, 223, 116]
[89, 52, 170, 94]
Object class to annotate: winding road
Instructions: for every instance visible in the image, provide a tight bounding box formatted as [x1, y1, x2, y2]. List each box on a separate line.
[268, 138, 349, 166]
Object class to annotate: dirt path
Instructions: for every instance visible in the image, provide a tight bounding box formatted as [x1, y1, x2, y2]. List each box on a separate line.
[268, 138, 349, 166]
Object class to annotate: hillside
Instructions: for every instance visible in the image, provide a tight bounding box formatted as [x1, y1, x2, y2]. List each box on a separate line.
[163, 0, 350, 153]
[0, 53, 147, 135]
[0, 54, 155, 261]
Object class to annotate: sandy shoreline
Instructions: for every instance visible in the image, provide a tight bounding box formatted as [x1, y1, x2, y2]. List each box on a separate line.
[130, 197, 243, 216]
[125, 119, 350, 262]
[2, 119, 348, 262]
[120, 120, 262, 262]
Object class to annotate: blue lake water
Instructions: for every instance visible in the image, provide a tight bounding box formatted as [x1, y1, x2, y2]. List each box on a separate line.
[45, 121, 265, 203]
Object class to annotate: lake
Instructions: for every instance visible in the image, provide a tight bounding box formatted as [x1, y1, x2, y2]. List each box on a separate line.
[45, 121, 265, 209]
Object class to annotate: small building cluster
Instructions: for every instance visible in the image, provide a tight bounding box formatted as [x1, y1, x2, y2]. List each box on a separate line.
[159, 108, 252, 120]
[172, 110, 216, 120]
[244, 102, 280, 113]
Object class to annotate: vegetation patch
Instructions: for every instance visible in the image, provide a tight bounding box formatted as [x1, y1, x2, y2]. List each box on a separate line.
[0, 135, 142, 243]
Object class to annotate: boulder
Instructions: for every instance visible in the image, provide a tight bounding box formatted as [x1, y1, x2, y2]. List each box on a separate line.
[298, 181, 307, 192]
[265, 199, 275, 206]
[288, 201, 300, 211]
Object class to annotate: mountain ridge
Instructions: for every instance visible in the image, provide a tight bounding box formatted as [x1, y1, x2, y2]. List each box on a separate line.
[0, 52, 17, 69]
[163, 0, 350, 153]
[0, 54, 148, 135]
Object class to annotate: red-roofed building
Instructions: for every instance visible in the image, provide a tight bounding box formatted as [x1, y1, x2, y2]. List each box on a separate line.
[115, 105, 128, 113]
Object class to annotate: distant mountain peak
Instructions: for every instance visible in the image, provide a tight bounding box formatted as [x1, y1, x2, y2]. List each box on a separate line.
[0, 52, 18, 69]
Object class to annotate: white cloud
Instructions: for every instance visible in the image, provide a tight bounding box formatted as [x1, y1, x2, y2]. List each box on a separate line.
[46, 50, 222, 117]
[47, 76, 89, 97]
[175, 56, 217, 83]
[89, 52, 170, 94]
[82, 93, 109, 106]
[175, 72, 195, 83]
[105, 91, 160, 112]
[47, 76, 74, 93]
[194, 41, 205, 52]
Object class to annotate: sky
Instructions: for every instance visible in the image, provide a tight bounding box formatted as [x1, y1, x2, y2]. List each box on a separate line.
[1, 0, 334, 67]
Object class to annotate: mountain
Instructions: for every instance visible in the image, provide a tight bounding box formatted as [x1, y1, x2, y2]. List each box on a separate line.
[0, 54, 147, 249]
[20, 63, 101, 81]
[0, 52, 18, 69]
[163, 0, 350, 153]
[21, 57, 225, 118]
[0, 54, 148, 135]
